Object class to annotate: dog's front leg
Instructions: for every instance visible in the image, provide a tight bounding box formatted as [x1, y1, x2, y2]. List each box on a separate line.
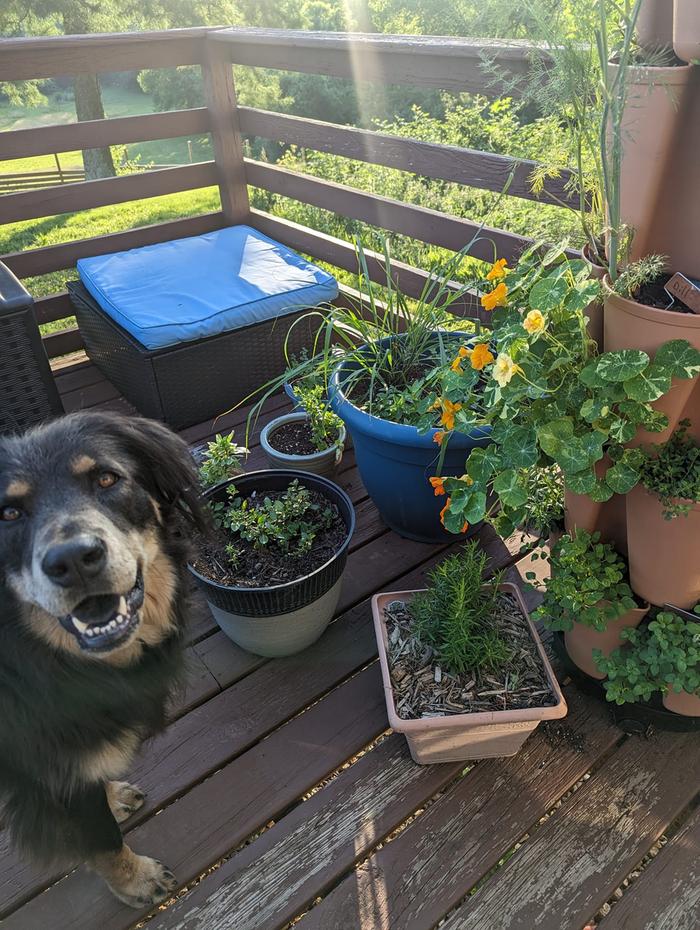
[67, 782, 178, 909]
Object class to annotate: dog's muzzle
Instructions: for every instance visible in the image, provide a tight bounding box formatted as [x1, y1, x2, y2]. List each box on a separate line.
[59, 569, 144, 653]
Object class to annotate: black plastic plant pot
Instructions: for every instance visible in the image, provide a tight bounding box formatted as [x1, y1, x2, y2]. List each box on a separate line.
[188, 470, 355, 657]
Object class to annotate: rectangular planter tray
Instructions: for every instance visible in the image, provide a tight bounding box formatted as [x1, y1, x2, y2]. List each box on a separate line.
[372, 583, 568, 763]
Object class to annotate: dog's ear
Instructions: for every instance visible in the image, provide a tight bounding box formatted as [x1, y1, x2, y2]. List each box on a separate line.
[107, 417, 207, 532]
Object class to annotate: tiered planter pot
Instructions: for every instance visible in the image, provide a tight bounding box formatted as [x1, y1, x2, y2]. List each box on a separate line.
[564, 456, 628, 556]
[581, 243, 606, 350]
[663, 688, 700, 716]
[371, 585, 567, 763]
[674, 0, 700, 63]
[609, 62, 694, 270]
[189, 470, 355, 657]
[626, 485, 700, 608]
[564, 603, 650, 679]
[260, 411, 346, 478]
[603, 281, 700, 445]
[636, 0, 674, 53]
[330, 336, 490, 543]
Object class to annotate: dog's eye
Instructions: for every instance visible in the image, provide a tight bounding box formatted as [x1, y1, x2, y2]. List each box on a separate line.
[97, 471, 120, 489]
[0, 505, 22, 522]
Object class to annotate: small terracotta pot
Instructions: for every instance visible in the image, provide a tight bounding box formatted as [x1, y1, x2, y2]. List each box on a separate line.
[564, 603, 650, 679]
[627, 485, 700, 608]
[581, 244, 605, 350]
[564, 455, 628, 556]
[674, 0, 700, 63]
[371, 584, 567, 764]
[603, 280, 700, 446]
[663, 687, 700, 716]
[636, 0, 675, 53]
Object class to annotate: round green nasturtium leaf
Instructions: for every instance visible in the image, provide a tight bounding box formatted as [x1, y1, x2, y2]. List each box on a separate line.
[623, 367, 672, 402]
[528, 276, 569, 311]
[596, 350, 650, 382]
[654, 339, 700, 380]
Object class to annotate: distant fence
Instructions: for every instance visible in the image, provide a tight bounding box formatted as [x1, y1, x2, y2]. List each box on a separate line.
[0, 164, 179, 194]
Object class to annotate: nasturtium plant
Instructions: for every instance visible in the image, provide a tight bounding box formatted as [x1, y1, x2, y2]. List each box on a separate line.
[595, 608, 700, 705]
[428, 247, 700, 536]
[531, 530, 636, 633]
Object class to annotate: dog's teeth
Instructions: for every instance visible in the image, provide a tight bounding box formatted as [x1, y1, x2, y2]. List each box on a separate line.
[71, 617, 88, 634]
[118, 596, 127, 615]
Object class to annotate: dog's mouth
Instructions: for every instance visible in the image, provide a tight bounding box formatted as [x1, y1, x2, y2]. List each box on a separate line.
[59, 570, 144, 653]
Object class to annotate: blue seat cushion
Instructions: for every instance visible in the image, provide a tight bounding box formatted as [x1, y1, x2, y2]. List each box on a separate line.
[76, 225, 338, 351]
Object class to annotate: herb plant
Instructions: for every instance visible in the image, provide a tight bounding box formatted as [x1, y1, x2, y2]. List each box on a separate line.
[612, 255, 667, 301]
[595, 608, 700, 704]
[199, 432, 247, 489]
[409, 544, 511, 676]
[638, 420, 700, 519]
[532, 530, 636, 632]
[214, 479, 335, 558]
[295, 384, 343, 453]
[517, 465, 564, 538]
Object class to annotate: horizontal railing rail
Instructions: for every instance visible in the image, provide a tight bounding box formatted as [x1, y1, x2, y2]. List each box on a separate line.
[0, 27, 573, 363]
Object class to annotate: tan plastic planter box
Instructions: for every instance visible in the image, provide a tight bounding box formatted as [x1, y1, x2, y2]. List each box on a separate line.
[371, 583, 568, 764]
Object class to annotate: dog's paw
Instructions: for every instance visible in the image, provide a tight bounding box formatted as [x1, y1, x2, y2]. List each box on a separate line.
[106, 852, 178, 909]
[106, 781, 146, 823]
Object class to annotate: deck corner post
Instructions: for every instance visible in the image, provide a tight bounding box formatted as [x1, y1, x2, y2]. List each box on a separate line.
[201, 38, 249, 225]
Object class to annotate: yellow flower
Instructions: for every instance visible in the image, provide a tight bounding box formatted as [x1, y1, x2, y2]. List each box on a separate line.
[481, 281, 508, 312]
[459, 473, 474, 486]
[469, 343, 495, 370]
[439, 398, 462, 430]
[429, 476, 446, 497]
[451, 356, 464, 373]
[523, 309, 546, 335]
[433, 431, 445, 446]
[492, 353, 523, 387]
[486, 258, 508, 281]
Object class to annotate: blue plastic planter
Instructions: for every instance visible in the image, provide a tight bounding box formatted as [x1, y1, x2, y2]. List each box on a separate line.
[329, 343, 491, 543]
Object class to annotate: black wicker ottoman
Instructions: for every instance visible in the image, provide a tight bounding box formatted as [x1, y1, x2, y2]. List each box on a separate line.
[67, 226, 337, 430]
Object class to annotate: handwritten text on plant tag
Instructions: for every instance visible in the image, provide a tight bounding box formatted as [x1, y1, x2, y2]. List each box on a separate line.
[665, 273, 700, 314]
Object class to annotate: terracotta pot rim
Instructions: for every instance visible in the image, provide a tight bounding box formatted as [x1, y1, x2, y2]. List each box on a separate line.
[603, 276, 700, 327]
[371, 583, 567, 732]
[607, 60, 694, 82]
[636, 485, 700, 512]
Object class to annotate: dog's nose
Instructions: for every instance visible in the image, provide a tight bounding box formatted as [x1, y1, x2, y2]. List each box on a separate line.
[41, 536, 107, 587]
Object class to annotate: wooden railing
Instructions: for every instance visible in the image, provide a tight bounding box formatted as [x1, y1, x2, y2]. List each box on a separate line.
[0, 27, 571, 365]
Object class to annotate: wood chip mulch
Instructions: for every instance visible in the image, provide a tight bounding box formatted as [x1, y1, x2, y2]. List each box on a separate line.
[384, 593, 558, 720]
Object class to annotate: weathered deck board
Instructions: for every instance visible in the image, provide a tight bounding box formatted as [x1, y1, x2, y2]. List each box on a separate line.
[596, 805, 700, 930]
[437, 731, 700, 930]
[294, 689, 621, 930]
[149, 735, 464, 930]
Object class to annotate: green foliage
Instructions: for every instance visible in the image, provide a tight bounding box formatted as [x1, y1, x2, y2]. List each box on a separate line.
[638, 421, 700, 519]
[596, 608, 700, 704]
[409, 544, 512, 676]
[198, 432, 247, 489]
[434, 249, 700, 536]
[515, 465, 564, 537]
[216, 478, 335, 556]
[532, 530, 635, 633]
[295, 384, 343, 452]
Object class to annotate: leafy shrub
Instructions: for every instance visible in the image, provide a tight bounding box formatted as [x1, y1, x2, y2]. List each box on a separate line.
[638, 420, 700, 519]
[295, 385, 343, 452]
[215, 479, 335, 557]
[532, 530, 635, 632]
[409, 544, 511, 676]
[199, 433, 247, 489]
[596, 608, 700, 704]
[517, 465, 564, 537]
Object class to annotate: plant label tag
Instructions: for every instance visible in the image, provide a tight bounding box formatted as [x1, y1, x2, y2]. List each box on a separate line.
[665, 273, 700, 314]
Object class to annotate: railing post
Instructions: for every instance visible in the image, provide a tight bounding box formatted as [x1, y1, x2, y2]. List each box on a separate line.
[201, 39, 249, 225]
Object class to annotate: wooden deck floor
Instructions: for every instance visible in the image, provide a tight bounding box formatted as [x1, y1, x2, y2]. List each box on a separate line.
[1, 359, 698, 930]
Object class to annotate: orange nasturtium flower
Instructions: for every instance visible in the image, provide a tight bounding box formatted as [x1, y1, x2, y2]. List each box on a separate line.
[439, 497, 451, 525]
[486, 258, 508, 281]
[480, 281, 508, 312]
[439, 398, 462, 430]
[451, 356, 464, 373]
[429, 476, 446, 497]
[433, 431, 445, 446]
[469, 343, 495, 370]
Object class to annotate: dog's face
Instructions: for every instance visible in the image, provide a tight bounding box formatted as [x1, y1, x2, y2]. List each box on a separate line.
[0, 413, 202, 663]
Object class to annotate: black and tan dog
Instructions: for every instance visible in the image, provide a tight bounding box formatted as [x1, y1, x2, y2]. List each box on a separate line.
[0, 412, 205, 908]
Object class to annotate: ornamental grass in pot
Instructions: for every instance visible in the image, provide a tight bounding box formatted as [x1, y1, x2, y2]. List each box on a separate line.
[626, 421, 700, 608]
[371, 545, 567, 764]
[596, 607, 700, 716]
[531, 530, 649, 679]
[190, 467, 355, 658]
[260, 385, 346, 478]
